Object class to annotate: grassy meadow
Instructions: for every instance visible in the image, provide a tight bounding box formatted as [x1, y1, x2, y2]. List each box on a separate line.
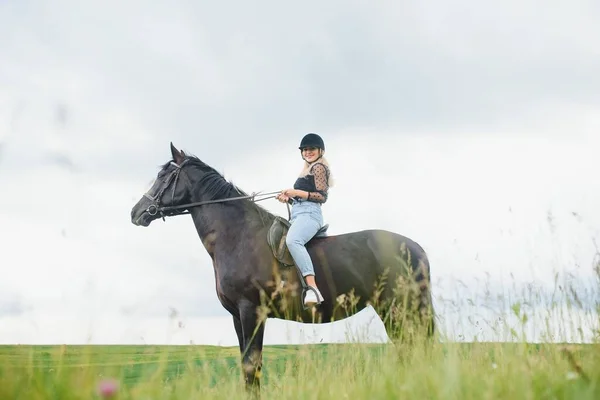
[0, 339, 598, 399]
[2, 249, 599, 398]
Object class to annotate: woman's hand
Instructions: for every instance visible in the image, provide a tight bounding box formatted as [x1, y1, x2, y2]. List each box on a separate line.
[282, 188, 302, 199]
[276, 192, 290, 203]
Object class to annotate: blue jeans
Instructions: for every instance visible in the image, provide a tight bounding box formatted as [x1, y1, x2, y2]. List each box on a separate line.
[286, 200, 324, 277]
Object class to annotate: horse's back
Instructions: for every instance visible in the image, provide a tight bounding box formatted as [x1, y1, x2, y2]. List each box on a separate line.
[310, 228, 428, 260]
[307, 228, 430, 300]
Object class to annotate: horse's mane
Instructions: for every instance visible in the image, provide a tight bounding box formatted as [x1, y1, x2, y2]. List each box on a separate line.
[164, 154, 276, 223]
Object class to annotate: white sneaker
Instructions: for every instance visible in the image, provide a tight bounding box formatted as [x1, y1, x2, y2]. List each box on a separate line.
[304, 286, 324, 306]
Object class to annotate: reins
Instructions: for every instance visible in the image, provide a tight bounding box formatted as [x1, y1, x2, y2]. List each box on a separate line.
[147, 190, 283, 218]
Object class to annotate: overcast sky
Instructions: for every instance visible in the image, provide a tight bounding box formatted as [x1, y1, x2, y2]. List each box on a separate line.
[1, 0, 599, 345]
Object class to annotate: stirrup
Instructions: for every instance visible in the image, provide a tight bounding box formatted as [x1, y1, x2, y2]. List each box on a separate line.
[303, 285, 323, 308]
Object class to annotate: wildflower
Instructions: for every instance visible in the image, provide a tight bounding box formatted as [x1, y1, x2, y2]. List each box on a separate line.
[97, 378, 119, 398]
[566, 371, 578, 381]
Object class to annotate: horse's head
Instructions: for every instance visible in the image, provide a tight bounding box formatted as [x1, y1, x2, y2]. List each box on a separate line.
[131, 142, 192, 227]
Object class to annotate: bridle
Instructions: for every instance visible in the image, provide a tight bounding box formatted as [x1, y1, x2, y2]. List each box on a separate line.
[143, 159, 282, 221]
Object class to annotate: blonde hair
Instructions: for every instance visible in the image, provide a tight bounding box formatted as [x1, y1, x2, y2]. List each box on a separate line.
[299, 150, 335, 188]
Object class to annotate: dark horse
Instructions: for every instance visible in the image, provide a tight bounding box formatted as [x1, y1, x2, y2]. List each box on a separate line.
[130, 143, 435, 394]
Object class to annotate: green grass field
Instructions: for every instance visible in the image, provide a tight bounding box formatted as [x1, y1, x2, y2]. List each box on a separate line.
[2, 257, 599, 399]
[1, 340, 598, 399]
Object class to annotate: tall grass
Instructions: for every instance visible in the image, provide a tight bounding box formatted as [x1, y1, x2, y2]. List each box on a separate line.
[1, 261, 598, 399]
[0, 340, 597, 399]
[1, 243, 598, 398]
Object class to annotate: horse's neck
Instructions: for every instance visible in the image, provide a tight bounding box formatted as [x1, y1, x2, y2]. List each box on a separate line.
[187, 185, 263, 253]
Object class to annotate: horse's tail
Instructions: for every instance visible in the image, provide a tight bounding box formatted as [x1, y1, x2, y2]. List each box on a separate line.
[406, 241, 435, 337]
[417, 253, 436, 337]
[385, 238, 436, 341]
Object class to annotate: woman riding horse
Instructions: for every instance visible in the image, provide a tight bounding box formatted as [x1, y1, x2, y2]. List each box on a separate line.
[276, 133, 334, 306]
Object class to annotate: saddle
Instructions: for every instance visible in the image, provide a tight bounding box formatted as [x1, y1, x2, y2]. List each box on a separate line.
[267, 216, 329, 268]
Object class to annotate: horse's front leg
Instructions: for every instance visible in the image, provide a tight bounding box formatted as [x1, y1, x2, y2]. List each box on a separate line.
[233, 315, 244, 354]
[238, 298, 266, 396]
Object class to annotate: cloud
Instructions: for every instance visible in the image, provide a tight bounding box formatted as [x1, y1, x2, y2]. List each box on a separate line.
[0, 294, 30, 317]
[2, 0, 599, 166]
[1, 1, 599, 345]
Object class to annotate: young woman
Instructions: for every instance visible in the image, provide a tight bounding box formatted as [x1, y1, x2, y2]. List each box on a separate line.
[276, 133, 333, 306]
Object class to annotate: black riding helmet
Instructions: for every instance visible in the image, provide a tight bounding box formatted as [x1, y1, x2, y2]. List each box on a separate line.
[298, 133, 325, 151]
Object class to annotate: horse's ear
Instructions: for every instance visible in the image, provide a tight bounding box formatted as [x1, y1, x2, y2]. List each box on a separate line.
[170, 142, 184, 164]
